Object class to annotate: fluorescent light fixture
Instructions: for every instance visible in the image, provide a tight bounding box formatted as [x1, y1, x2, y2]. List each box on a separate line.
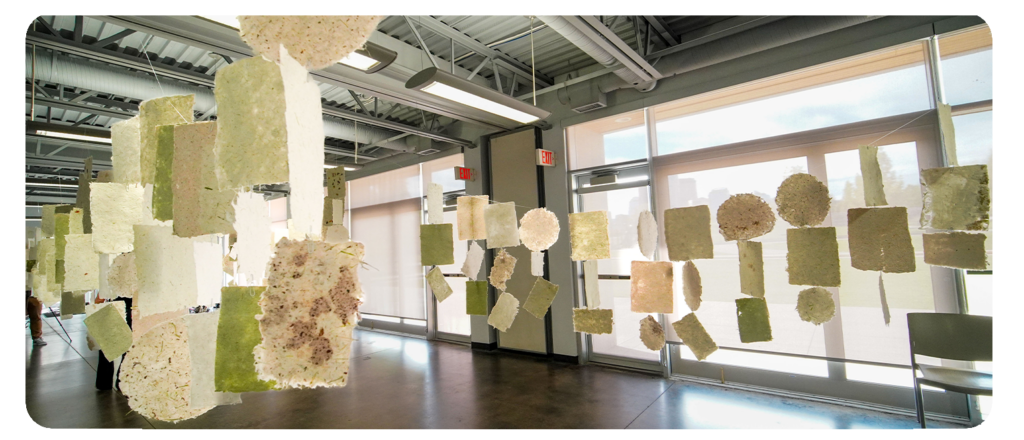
[26, 182, 78, 188]
[339, 42, 397, 74]
[340, 52, 380, 70]
[35, 130, 111, 144]
[406, 67, 549, 124]
[325, 163, 363, 171]
[199, 15, 240, 29]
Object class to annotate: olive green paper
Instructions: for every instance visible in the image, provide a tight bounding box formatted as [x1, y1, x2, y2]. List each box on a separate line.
[572, 308, 613, 334]
[922, 232, 988, 270]
[736, 297, 772, 343]
[466, 281, 489, 316]
[569, 211, 610, 261]
[738, 240, 765, 297]
[83, 302, 133, 359]
[426, 267, 453, 302]
[523, 277, 559, 319]
[215, 286, 276, 392]
[671, 313, 717, 360]
[664, 205, 714, 261]
[786, 227, 841, 287]
[152, 125, 176, 221]
[420, 224, 455, 266]
[140, 95, 194, 186]
[848, 207, 916, 273]
[858, 145, 888, 207]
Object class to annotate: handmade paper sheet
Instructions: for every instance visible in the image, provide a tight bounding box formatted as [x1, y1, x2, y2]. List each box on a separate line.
[54, 213, 71, 260]
[462, 241, 485, 280]
[717, 194, 776, 241]
[324, 225, 350, 244]
[583, 259, 600, 308]
[173, 122, 236, 237]
[638, 210, 658, 260]
[859, 145, 889, 206]
[466, 281, 489, 315]
[639, 316, 665, 351]
[457, 195, 488, 241]
[738, 240, 765, 297]
[671, 313, 717, 361]
[63, 234, 99, 291]
[91, 183, 147, 253]
[937, 102, 959, 167]
[84, 300, 127, 351]
[41, 205, 60, 237]
[775, 173, 831, 227]
[879, 273, 891, 326]
[34, 238, 59, 305]
[133, 308, 186, 341]
[485, 202, 520, 249]
[796, 287, 836, 325]
[523, 277, 559, 319]
[119, 316, 213, 422]
[426, 267, 453, 302]
[140, 95, 194, 186]
[922, 232, 988, 270]
[254, 239, 365, 388]
[134, 225, 199, 317]
[96, 170, 113, 183]
[326, 167, 346, 199]
[238, 16, 382, 70]
[572, 308, 613, 334]
[216, 286, 276, 392]
[682, 261, 702, 312]
[213, 56, 289, 190]
[427, 183, 444, 225]
[848, 207, 916, 273]
[569, 211, 610, 261]
[194, 237, 223, 307]
[519, 208, 560, 252]
[531, 251, 544, 276]
[61, 291, 86, 316]
[112, 116, 142, 184]
[489, 248, 517, 291]
[230, 191, 273, 285]
[420, 224, 455, 266]
[664, 205, 714, 261]
[281, 46, 326, 240]
[84, 302, 133, 359]
[97, 254, 113, 300]
[76, 157, 93, 233]
[920, 165, 990, 231]
[151, 125, 176, 221]
[108, 252, 138, 300]
[630, 261, 673, 314]
[787, 227, 841, 287]
[736, 297, 772, 343]
[185, 311, 243, 409]
[487, 291, 520, 332]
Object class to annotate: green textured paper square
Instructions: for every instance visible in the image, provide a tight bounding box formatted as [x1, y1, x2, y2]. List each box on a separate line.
[426, 266, 453, 302]
[55, 260, 65, 285]
[671, 313, 718, 361]
[569, 211, 610, 261]
[327, 167, 346, 199]
[664, 205, 714, 261]
[61, 291, 86, 315]
[736, 297, 772, 343]
[523, 277, 559, 319]
[786, 227, 841, 287]
[83, 303, 133, 359]
[215, 286, 276, 392]
[140, 95, 194, 185]
[420, 224, 454, 266]
[54, 213, 70, 260]
[466, 281, 489, 315]
[152, 124, 176, 221]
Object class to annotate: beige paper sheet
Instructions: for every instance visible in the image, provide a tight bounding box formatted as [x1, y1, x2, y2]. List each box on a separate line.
[637, 210, 658, 260]
[583, 259, 600, 309]
[572, 308, 613, 334]
[569, 211, 610, 261]
[848, 207, 916, 273]
[90, 183, 147, 254]
[775, 173, 831, 227]
[639, 315, 666, 351]
[427, 183, 444, 225]
[630, 261, 673, 314]
[859, 145, 889, 207]
[140, 95, 194, 186]
[795, 287, 836, 325]
[326, 167, 346, 199]
[531, 251, 544, 276]
[920, 165, 990, 231]
[671, 313, 717, 361]
[922, 232, 988, 270]
[426, 266, 453, 302]
[738, 240, 765, 297]
[238, 16, 383, 70]
[457, 195, 488, 241]
[185, 311, 243, 409]
[786, 227, 841, 287]
[664, 205, 714, 261]
[519, 208, 560, 252]
[682, 261, 702, 312]
[488, 248, 517, 291]
[487, 291, 520, 332]
[111, 116, 142, 184]
[108, 252, 138, 300]
[172, 122, 237, 237]
[716, 194, 776, 241]
[63, 234, 99, 291]
[134, 225, 199, 316]
[484, 202, 520, 249]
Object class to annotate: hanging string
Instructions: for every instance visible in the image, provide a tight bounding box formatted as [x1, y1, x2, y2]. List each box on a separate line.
[530, 16, 537, 105]
[863, 111, 931, 148]
[140, 37, 190, 124]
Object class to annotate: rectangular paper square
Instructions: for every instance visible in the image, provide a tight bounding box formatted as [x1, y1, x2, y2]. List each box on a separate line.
[83, 302, 133, 360]
[326, 167, 346, 199]
[194, 237, 223, 307]
[90, 183, 147, 254]
[185, 311, 243, 408]
[111, 116, 142, 184]
[151, 124, 176, 221]
[736, 297, 772, 343]
[61, 291, 86, 316]
[664, 205, 714, 261]
[787, 227, 841, 287]
[488, 291, 520, 332]
[173, 121, 236, 237]
[426, 267, 453, 302]
[523, 277, 559, 319]
[859, 145, 888, 207]
[630, 261, 673, 313]
[461, 241, 485, 280]
[583, 259, 600, 308]
[671, 313, 717, 360]
[466, 281, 489, 316]
[281, 47, 325, 241]
[569, 211, 610, 261]
[230, 191, 273, 285]
[457, 195, 488, 241]
[738, 240, 765, 297]
[484, 202, 520, 249]
[420, 224, 455, 266]
[134, 225, 199, 317]
[572, 308, 613, 334]
[427, 183, 444, 225]
[140, 95, 194, 186]
[531, 251, 544, 276]
[63, 234, 99, 291]
[215, 286, 276, 392]
[848, 207, 916, 273]
[923, 232, 987, 270]
[920, 165, 990, 231]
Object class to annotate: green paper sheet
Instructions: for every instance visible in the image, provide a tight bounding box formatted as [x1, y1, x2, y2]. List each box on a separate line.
[848, 207, 916, 273]
[572, 308, 613, 334]
[152, 125, 176, 221]
[523, 277, 559, 319]
[420, 224, 454, 266]
[83, 303, 133, 359]
[466, 281, 489, 316]
[54, 213, 70, 260]
[738, 240, 765, 297]
[736, 297, 772, 343]
[61, 291, 86, 316]
[55, 260, 65, 285]
[671, 313, 717, 361]
[786, 227, 841, 287]
[140, 95, 194, 186]
[664, 205, 714, 261]
[215, 286, 276, 392]
[426, 266, 453, 302]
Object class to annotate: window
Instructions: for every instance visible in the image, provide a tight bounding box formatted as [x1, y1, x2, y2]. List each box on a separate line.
[939, 27, 992, 106]
[566, 109, 647, 170]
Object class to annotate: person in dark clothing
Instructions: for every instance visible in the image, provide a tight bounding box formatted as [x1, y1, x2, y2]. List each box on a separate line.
[26, 290, 46, 346]
[95, 297, 132, 391]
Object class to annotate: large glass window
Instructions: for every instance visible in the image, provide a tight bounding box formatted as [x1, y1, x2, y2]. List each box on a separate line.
[939, 27, 992, 106]
[566, 109, 647, 170]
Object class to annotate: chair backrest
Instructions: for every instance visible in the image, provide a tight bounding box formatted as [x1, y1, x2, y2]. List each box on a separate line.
[907, 312, 992, 362]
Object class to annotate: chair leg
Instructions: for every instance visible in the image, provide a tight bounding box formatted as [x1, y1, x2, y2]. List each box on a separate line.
[913, 378, 926, 429]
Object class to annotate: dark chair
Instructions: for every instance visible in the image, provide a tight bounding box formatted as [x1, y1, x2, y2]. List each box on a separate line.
[907, 312, 992, 428]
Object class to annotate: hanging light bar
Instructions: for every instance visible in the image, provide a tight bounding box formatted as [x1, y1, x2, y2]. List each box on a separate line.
[35, 130, 111, 144]
[406, 67, 549, 124]
[339, 42, 397, 74]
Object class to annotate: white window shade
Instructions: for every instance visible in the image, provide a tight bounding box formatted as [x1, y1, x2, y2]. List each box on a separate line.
[420, 153, 465, 193]
[352, 198, 425, 319]
[349, 164, 420, 210]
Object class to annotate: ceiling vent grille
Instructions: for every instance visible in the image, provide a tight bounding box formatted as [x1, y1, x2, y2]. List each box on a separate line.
[572, 100, 607, 113]
[417, 148, 441, 155]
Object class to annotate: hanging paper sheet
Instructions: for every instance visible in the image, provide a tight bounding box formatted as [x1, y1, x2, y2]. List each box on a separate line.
[922, 232, 988, 270]
[848, 207, 916, 273]
[487, 291, 520, 332]
[796, 287, 836, 325]
[859, 146, 889, 207]
[736, 297, 772, 343]
[184, 311, 243, 409]
[215, 286, 276, 392]
[466, 281, 489, 316]
[717, 194, 776, 241]
[484, 202, 520, 249]
[664, 205, 714, 261]
[457, 195, 488, 241]
[630, 261, 673, 314]
[786, 227, 841, 287]
[111, 116, 142, 184]
[519, 208, 560, 252]
[920, 165, 990, 231]
[420, 224, 455, 266]
[671, 313, 717, 361]
[90, 182, 147, 253]
[738, 240, 765, 297]
[172, 121, 237, 237]
[238, 16, 383, 70]
[523, 277, 559, 319]
[775, 173, 831, 226]
[139, 95, 194, 186]
[569, 211, 610, 261]
[637, 210, 658, 260]
[639, 316, 666, 351]
[572, 308, 613, 334]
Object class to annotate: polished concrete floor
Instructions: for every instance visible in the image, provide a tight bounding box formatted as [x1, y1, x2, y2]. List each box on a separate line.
[26, 314, 961, 429]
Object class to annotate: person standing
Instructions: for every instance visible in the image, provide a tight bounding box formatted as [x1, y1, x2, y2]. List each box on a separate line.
[26, 290, 46, 346]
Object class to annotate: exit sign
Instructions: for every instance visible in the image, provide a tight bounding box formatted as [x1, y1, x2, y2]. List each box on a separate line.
[455, 166, 474, 181]
[537, 149, 555, 167]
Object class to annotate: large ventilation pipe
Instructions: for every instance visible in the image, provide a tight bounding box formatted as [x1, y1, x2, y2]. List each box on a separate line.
[537, 16, 651, 90]
[25, 47, 416, 152]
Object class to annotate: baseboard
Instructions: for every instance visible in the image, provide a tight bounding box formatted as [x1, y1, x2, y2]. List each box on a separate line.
[471, 342, 498, 351]
[551, 354, 579, 364]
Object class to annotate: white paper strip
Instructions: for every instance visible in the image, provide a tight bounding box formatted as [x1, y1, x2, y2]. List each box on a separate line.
[879, 273, 891, 326]
[230, 191, 273, 286]
[583, 259, 600, 309]
[531, 251, 544, 276]
[427, 182, 444, 225]
[194, 236, 223, 308]
[185, 311, 243, 409]
[638, 210, 658, 260]
[462, 241, 485, 280]
[281, 46, 325, 240]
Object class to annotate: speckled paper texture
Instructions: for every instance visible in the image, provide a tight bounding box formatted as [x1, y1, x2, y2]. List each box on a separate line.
[61, 291, 86, 316]
[485, 202, 520, 249]
[457, 195, 488, 241]
[859, 145, 888, 207]
[63, 234, 99, 291]
[717, 194, 776, 241]
[216, 286, 276, 392]
[238, 16, 383, 70]
[848, 207, 916, 273]
[185, 311, 243, 409]
[134, 225, 199, 317]
[462, 241, 485, 280]
[630, 261, 673, 314]
[638, 210, 658, 260]
[920, 165, 990, 231]
[519, 208, 560, 252]
[213, 56, 289, 190]
[466, 281, 488, 316]
[736, 297, 772, 343]
[569, 211, 610, 261]
[322, 197, 344, 238]
[523, 277, 559, 319]
[132, 308, 186, 341]
[112, 116, 142, 184]
[922, 232, 988, 270]
[572, 308, 613, 334]
[324, 225, 350, 244]
[326, 167, 346, 199]
[682, 261, 702, 312]
[172, 122, 236, 237]
[583, 259, 600, 309]
[98, 253, 113, 300]
[119, 316, 213, 422]
[639, 316, 665, 351]
[426, 267, 453, 302]
[96, 170, 113, 183]
[489, 248, 517, 291]
[84, 302, 133, 359]
[531, 251, 544, 276]
[151, 125, 176, 221]
[796, 287, 835, 325]
[108, 252, 138, 300]
[281, 46, 326, 240]
[140, 95, 194, 186]
[230, 191, 273, 285]
[787, 227, 841, 287]
[427, 183, 444, 225]
[90, 183, 147, 253]
[488, 292, 520, 332]
[254, 239, 365, 389]
[672, 313, 717, 360]
[738, 240, 765, 297]
[664, 206, 714, 261]
[775, 173, 831, 227]
[421, 224, 455, 266]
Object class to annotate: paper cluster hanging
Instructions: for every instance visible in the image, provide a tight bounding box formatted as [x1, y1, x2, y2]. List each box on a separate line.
[238, 15, 383, 70]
